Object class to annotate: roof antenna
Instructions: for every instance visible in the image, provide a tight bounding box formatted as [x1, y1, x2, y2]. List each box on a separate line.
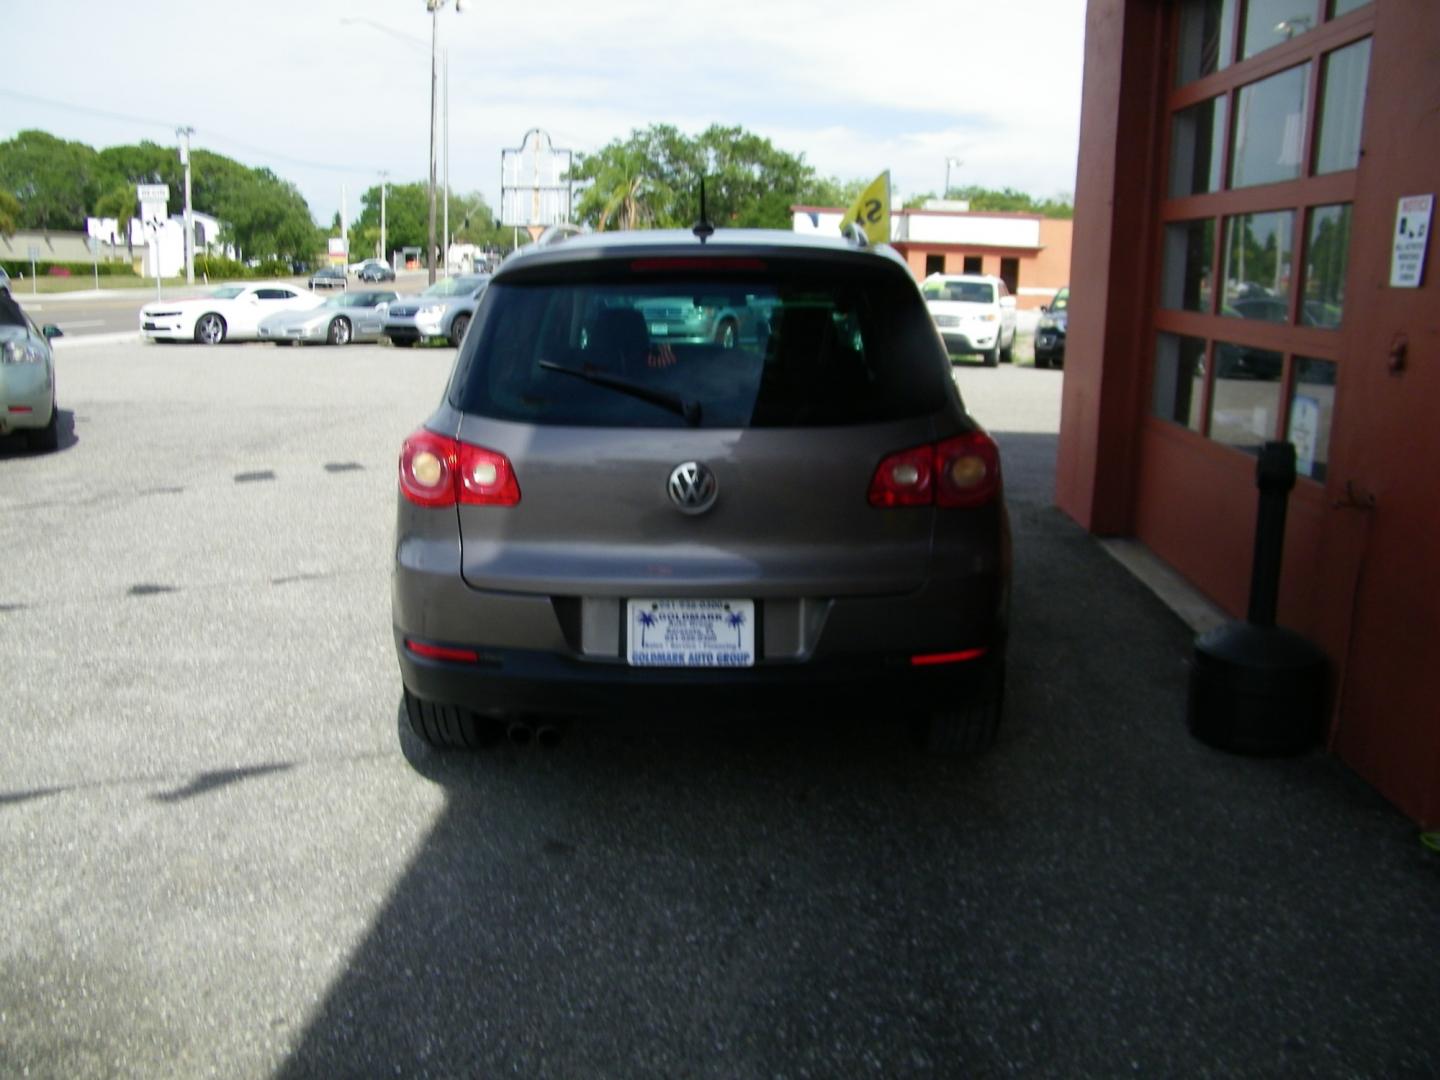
[693, 176, 714, 243]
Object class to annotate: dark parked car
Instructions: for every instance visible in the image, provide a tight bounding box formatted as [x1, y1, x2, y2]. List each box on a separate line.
[392, 228, 1011, 754]
[309, 266, 347, 291]
[357, 260, 396, 283]
[1034, 286, 1068, 369]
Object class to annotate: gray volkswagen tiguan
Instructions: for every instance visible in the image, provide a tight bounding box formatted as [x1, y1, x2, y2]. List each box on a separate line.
[393, 226, 1011, 753]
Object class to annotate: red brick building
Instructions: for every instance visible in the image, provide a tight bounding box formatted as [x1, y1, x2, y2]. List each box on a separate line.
[1058, 0, 1439, 824]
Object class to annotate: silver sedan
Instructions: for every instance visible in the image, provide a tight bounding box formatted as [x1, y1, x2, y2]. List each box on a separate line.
[257, 290, 399, 346]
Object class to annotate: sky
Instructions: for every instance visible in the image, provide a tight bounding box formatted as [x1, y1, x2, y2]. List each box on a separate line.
[1, 0, 1087, 228]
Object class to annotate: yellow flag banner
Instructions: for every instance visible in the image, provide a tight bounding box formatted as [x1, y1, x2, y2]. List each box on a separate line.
[838, 170, 891, 244]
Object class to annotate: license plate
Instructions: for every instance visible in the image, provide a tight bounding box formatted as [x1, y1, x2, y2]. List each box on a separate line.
[649, 323, 668, 335]
[626, 599, 755, 667]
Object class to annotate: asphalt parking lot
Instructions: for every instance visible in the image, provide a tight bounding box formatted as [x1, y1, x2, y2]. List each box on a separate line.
[1, 339, 1436, 1078]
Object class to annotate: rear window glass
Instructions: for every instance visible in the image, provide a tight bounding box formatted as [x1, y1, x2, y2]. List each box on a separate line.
[450, 265, 951, 429]
[923, 280, 995, 304]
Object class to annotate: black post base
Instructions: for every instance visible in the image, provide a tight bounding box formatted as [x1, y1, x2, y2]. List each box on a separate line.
[1188, 622, 1328, 756]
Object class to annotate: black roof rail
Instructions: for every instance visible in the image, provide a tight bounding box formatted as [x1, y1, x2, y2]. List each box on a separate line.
[534, 223, 587, 248]
[841, 222, 870, 249]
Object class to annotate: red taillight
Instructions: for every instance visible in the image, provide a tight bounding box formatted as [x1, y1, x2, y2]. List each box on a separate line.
[398, 429, 520, 508]
[934, 432, 1001, 508]
[910, 647, 989, 667]
[404, 639, 480, 663]
[868, 432, 1000, 509]
[868, 445, 934, 507]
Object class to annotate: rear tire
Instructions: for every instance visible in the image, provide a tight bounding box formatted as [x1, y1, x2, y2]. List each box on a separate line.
[1000, 328, 1014, 364]
[389, 337, 415, 349]
[403, 688, 503, 750]
[1035, 353, 1050, 370]
[915, 656, 1005, 755]
[327, 317, 352, 346]
[28, 399, 59, 452]
[715, 318, 738, 349]
[448, 314, 470, 347]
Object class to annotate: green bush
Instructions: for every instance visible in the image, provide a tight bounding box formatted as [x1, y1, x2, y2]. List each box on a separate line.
[1, 258, 140, 278]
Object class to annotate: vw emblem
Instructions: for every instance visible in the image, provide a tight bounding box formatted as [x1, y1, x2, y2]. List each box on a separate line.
[667, 461, 718, 515]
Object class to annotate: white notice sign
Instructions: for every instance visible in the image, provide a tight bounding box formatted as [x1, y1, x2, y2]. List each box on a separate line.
[1390, 194, 1433, 288]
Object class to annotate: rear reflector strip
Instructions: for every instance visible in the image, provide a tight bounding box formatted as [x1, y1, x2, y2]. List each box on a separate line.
[8, 406, 32, 414]
[910, 647, 988, 667]
[404, 639, 480, 663]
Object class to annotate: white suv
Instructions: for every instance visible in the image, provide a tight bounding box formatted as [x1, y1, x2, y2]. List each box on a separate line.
[921, 273, 1017, 367]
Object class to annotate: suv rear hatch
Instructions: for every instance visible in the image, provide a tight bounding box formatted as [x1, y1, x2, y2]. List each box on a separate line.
[447, 252, 970, 598]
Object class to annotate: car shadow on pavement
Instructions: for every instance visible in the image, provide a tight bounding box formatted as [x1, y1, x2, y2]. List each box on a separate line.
[0, 409, 78, 458]
[277, 432, 1440, 1078]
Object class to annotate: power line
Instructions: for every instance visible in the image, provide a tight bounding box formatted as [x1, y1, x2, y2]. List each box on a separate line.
[0, 89, 390, 177]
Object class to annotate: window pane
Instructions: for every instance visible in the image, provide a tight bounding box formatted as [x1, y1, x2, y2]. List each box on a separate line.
[1231, 64, 1311, 189]
[1223, 212, 1294, 321]
[1176, 0, 1236, 85]
[1161, 219, 1215, 312]
[1152, 333, 1207, 431]
[1288, 357, 1337, 481]
[1303, 204, 1351, 327]
[1169, 96, 1228, 197]
[1242, 0, 1319, 58]
[1314, 38, 1371, 175]
[1330, 0, 1369, 17]
[1211, 341, 1283, 450]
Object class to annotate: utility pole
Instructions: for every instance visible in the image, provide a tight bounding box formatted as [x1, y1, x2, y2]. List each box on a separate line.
[178, 126, 195, 284]
[379, 171, 389, 263]
[341, 183, 348, 263]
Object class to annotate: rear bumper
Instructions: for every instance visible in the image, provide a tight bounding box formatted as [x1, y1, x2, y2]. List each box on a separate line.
[392, 524, 1010, 717]
[0, 364, 54, 433]
[396, 633, 1003, 718]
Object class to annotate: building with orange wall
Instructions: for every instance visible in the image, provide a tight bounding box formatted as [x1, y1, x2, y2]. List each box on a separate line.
[1058, 0, 1439, 825]
[791, 205, 1072, 307]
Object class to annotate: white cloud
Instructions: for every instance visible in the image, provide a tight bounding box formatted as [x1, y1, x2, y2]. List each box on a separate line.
[1, 0, 1086, 223]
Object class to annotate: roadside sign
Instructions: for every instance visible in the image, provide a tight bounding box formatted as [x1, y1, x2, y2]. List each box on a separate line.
[136, 184, 170, 204]
[1390, 194, 1433, 288]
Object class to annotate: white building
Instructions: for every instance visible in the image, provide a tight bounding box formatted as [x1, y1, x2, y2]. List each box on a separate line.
[86, 211, 229, 278]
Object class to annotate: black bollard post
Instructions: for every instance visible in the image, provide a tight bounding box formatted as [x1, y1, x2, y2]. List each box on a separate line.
[1187, 441, 1328, 755]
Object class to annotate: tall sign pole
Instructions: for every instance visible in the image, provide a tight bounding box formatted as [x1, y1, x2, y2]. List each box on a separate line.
[177, 127, 195, 284]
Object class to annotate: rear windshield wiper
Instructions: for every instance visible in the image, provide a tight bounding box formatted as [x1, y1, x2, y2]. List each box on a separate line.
[538, 360, 702, 427]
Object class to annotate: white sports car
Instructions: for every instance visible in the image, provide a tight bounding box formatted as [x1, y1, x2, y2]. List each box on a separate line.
[139, 282, 323, 345]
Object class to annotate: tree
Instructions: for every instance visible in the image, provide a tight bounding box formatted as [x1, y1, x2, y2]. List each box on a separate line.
[0, 130, 106, 230]
[0, 190, 19, 239]
[349, 182, 429, 257]
[568, 124, 829, 232]
[904, 184, 1074, 219]
[94, 184, 138, 256]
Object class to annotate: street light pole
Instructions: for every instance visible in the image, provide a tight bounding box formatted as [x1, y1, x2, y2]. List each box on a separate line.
[427, 3, 439, 284]
[443, 47, 450, 276]
[945, 156, 963, 200]
[425, 0, 462, 285]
